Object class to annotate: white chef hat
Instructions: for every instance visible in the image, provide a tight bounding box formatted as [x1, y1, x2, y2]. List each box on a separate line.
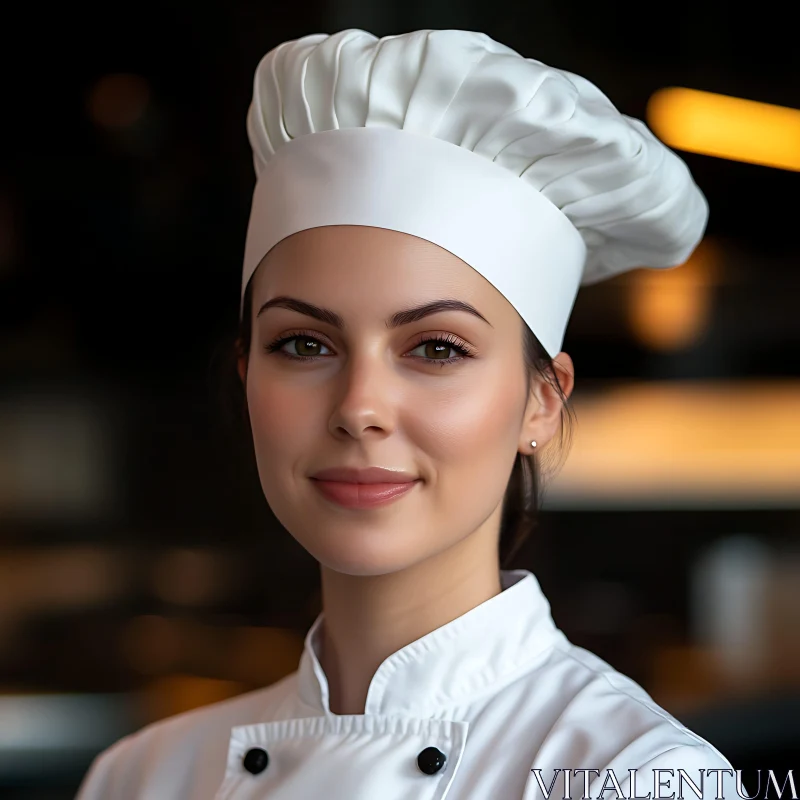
[242, 28, 708, 357]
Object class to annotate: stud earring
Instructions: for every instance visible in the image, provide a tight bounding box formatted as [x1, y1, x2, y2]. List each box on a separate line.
[530, 440, 537, 448]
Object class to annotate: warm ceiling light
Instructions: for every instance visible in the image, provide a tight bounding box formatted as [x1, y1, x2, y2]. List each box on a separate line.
[647, 87, 800, 171]
[628, 238, 719, 351]
[547, 381, 800, 509]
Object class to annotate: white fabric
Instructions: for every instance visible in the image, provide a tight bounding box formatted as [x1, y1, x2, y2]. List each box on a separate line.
[242, 29, 709, 357]
[76, 570, 740, 799]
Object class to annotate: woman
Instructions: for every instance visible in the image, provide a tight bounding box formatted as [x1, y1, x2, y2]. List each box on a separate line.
[77, 28, 741, 799]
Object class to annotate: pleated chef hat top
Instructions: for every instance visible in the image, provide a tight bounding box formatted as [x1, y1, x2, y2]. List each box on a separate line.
[242, 29, 708, 357]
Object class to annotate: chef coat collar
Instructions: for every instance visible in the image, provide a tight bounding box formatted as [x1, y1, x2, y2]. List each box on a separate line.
[295, 569, 561, 717]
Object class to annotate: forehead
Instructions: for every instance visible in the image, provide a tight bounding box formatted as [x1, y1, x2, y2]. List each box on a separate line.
[252, 225, 505, 313]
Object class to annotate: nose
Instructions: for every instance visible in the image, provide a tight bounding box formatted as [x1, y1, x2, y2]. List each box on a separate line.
[327, 351, 397, 441]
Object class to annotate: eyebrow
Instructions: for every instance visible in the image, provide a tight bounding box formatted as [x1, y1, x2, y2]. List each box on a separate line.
[256, 296, 493, 329]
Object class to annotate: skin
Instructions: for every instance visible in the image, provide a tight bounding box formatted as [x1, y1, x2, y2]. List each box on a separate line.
[237, 225, 574, 715]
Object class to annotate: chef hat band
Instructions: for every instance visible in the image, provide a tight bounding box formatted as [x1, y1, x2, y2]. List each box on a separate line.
[242, 127, 586, 357]
[242, 29, 709, 358]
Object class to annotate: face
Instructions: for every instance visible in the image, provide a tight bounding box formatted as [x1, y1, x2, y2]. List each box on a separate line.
[240, 226, 570, 577]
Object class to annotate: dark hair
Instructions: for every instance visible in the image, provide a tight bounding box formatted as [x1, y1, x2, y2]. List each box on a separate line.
[212, 277, 575, 570]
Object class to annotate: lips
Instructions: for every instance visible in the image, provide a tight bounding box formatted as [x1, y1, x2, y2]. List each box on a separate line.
[309, 465, 421, 509]
[310, 466, 418, 484]
[310, 477, 420, 509]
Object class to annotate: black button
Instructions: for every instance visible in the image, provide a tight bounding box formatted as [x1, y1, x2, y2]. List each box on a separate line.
[243, 747, 269, 775]
[417, 746, 447, 775]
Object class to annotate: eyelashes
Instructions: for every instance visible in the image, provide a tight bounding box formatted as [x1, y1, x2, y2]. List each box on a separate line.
[264, 329, 476, 367]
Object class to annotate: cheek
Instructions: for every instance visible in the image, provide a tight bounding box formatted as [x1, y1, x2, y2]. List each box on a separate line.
[403, 370, 525, 538]
[246, 371, 322, 464]
[408, 370, 525, 462]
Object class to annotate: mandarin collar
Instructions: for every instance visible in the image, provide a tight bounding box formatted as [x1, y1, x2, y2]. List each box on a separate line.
[295, 569, 561, 717]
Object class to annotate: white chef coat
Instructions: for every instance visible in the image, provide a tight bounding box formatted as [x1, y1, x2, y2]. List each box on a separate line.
[75, 569, 741, 799]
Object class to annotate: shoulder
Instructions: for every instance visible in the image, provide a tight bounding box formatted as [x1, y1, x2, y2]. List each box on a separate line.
[529, 637, 736, 771]
[75, 671, 298, 799]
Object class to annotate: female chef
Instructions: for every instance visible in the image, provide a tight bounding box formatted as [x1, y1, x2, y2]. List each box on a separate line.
[76, 28, 742, 800]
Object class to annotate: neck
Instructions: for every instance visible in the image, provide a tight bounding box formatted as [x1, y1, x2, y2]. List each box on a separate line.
[317, 523, 503, 715]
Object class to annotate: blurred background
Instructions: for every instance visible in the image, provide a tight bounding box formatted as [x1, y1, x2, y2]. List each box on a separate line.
[2, 1, 798, 797]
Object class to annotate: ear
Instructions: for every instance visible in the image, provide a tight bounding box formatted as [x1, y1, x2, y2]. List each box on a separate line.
[519, 352, 575, 453]
[236, 338, 248, 386]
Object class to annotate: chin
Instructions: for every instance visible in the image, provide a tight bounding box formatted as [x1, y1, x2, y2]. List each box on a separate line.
[313, 528, 429, 577]
[264, 479, 460, 576]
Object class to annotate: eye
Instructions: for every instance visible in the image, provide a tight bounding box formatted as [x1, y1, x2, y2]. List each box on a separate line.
[265, 331, 332, 361]
[406, 333, 475, 366]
